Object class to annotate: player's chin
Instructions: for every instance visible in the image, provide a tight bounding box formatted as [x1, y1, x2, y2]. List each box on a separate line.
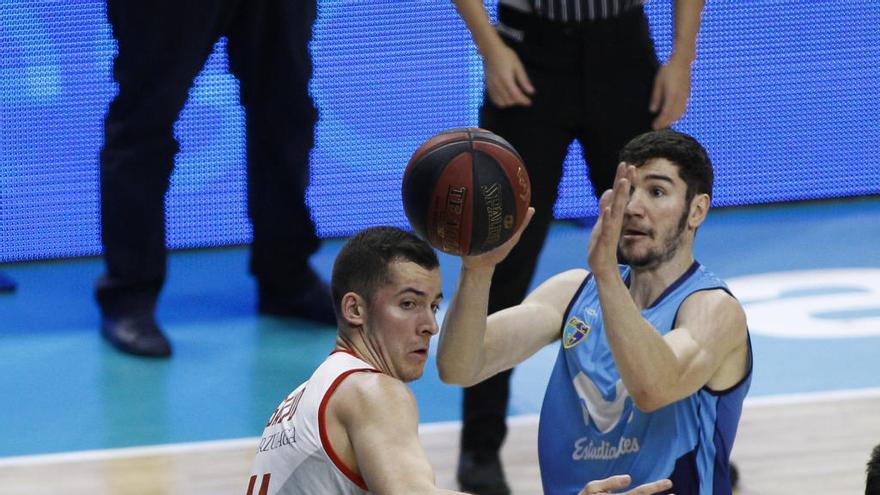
[400, 367, 425, 383]
[400, 355, 428, 382]
[617, 245, 636, 263]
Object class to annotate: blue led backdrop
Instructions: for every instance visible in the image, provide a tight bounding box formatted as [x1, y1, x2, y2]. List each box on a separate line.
[2, 1, 879, 261]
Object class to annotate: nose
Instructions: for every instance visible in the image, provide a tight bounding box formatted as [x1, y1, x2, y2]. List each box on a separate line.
[625, 188, 645, 217]
[421, 310, 440, 336]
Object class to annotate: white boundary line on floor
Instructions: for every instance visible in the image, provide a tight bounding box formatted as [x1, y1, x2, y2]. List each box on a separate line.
[742, 386, 880, 407]
[3, 387, 878, 468]
[0, 437, 259, 468]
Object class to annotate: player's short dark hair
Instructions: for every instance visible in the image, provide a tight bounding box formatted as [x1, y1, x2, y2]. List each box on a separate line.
[867, 443, 880, 495]
[619, 129, 713, 203]
[331, 226, 439, 318]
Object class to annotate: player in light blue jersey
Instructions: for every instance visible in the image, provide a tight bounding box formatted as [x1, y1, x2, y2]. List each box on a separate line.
[438, 129, 752, 495]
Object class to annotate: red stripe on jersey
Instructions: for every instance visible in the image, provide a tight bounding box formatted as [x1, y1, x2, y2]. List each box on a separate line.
[318, 367, 380, 491]
[330, 348, 363, 359]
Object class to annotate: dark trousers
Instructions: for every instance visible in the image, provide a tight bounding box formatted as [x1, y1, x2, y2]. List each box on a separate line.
[97, 0, 319, 316]
[461, 6, 658, 455]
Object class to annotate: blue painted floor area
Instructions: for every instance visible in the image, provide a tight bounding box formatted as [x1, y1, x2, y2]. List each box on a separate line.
[1, 197, 879, 457]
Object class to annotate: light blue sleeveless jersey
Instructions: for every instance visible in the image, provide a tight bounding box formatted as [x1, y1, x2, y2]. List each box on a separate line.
[537, 262, 751, 495]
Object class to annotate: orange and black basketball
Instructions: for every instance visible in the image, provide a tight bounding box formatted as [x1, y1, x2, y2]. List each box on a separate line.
[402, 128, 531, 256]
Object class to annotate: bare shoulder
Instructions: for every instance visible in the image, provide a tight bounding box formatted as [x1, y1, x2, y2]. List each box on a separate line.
[678, 289, 750, 389]
[679, 288, 745, 323]
[325, 373, 435, 493]
[332, 372, 417, 422]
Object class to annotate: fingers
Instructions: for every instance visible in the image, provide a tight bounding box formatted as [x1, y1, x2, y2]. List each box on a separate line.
[464, 206, 534, 267]
[596, 163, 631, 238]
[508, 78, 532, 106]
[484, 53, 533, 107]
[649, 74, 663, 114]
[651, 83, 687, 129]
[599, 162, 627, 204]
[489, 75, 531, 107]
[580, 475, 673, 495]
[598, 188, 614, 213]
[652, 108, 668, 129]
[510, 206, 535, 242]
[622, 478, 673, 495]
[514, 64, 535, 97]
[609, 164, 631, 222]
[583, 474, 632, 493]
[650, 85, 669, 129]
[487, 80, 526, 107]
[649, 67, 686, 129]
[652, 96, 684, 130]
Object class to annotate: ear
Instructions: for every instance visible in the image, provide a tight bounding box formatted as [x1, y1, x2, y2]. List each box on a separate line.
[688, 193, 710, 229]
[340, 292, 367, 327]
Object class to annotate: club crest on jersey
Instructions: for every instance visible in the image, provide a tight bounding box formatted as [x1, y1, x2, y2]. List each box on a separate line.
[563, 316, 591, 349]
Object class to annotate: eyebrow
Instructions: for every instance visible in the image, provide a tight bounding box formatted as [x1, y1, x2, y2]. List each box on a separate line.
[641, 173, 676, 185]
[396, 287, 443, 300]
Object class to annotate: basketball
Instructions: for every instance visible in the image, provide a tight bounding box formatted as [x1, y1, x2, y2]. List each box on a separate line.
[402, 128, 531, 256]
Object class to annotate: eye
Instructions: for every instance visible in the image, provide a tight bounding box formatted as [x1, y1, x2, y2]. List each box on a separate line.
[431, 303, 440, 314]
[651, 187, 665, 197]
[401, 300, 416, 310]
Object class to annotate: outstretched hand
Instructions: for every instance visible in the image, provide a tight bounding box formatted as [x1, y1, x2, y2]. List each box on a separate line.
[461, 207, 535, 271]
[579, 474, 673, 495]
[587, 163, 633, 278]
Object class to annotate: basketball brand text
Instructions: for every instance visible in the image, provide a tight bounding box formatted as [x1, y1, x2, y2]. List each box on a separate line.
[442, 186, 466, 253]
[481, 183, 503, 246]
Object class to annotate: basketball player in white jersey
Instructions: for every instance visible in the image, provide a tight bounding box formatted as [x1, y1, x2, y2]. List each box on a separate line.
[247, 226, 674, 495]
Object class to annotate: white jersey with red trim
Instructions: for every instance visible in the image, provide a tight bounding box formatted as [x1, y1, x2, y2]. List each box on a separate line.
[246, 350, 379, 495]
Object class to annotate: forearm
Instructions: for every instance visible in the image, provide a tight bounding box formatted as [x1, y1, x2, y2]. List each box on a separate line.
[593, 272, 679, 408]
[453, 0, 507, 57]
[436, 265, 495, 385]
[670, 0, 705, 63]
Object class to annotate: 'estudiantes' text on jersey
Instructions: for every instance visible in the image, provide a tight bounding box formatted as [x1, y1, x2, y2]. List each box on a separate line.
[247, 350, 379, 495]
[538, 262, 752, 495]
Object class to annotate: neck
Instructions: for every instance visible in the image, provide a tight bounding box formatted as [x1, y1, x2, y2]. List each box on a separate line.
[628, 252, 695, 309]
[335, 328, 389, 374]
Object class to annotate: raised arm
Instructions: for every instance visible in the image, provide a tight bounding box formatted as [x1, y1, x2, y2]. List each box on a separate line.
[438, 265, 585, 386]
[435, 207, 582, 386]
[332, 373, 467, 494]
[588, 165, 749, 412]
[597, 281, 748, 412]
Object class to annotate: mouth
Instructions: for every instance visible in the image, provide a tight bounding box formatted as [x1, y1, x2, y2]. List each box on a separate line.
[411, 347, 429, 360]
[622, 227, 650, 240]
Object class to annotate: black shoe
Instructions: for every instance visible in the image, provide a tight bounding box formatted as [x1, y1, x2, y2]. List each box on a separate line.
[257, 269, 336, 326]
[457, 451, 511, 495]
[730, 462, 739, 489]
[101, 314, 172, 357]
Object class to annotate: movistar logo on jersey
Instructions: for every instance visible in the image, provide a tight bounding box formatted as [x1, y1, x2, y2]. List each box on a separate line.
[563, 316, 591, 349]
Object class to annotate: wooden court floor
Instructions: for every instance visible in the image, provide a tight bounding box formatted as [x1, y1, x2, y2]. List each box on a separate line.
[2, 390, 877, 494]
[3, 197, 879, 493]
